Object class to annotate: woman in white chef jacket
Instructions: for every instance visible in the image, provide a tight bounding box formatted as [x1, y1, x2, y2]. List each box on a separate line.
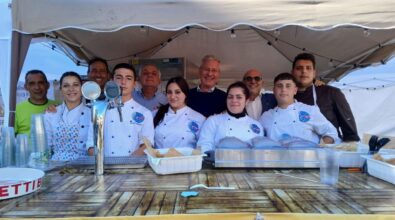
[44, 72, 93, 161]
[154, 77, 205, 149]
[259, 73, 340, 144]
[197, 81, 264, 153]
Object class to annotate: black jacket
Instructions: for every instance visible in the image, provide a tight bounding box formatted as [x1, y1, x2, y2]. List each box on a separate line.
[295, 85, 360, 142]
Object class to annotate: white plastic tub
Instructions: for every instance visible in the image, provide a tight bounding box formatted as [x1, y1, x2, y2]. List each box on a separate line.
[338, 144, 395, 168]
[144, 148, 204, 175]
[0, 168, 45, 200]
[338, 144, 369, 168]
[365, 155, 395, 185]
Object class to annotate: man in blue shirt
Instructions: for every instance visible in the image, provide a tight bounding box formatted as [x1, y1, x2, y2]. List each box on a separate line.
[133, 64, 167, 111]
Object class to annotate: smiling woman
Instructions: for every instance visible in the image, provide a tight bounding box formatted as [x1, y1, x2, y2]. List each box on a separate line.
[197, 81, 263, 153]
[43, 71, 93, 161]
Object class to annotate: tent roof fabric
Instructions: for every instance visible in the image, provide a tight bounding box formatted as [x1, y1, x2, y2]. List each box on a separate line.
[12, 0, 395, 33]
[10, 0, 395, 83]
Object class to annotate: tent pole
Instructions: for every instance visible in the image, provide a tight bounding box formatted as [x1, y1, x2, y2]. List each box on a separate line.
[9, 31, 32, 127]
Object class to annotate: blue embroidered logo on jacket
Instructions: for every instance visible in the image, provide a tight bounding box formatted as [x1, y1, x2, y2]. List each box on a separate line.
[188, 121, 199, 134]
[281, 133, 291, 140]
[250, 124, 261, 134]
[132, 112, 145, 123]
[299, 111, 311, 122]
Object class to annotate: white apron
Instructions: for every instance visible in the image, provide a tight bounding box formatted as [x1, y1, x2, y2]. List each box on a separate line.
[51, 106, 86, 161]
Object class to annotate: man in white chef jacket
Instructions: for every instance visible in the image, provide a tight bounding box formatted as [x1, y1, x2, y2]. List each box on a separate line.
[103, 63, 154, 156]
[259, 73, 340, 144]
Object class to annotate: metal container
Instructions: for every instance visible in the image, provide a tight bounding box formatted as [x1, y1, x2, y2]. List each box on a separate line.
[215, 147, 320, 168]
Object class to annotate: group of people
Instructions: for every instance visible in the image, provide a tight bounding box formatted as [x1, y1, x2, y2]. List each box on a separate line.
[15, 52, 360, 161]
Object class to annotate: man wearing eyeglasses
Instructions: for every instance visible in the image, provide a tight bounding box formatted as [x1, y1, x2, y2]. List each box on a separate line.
[46, 57, 110, 113]
[188, 55, 226, 117]
[243, 69, 277, 120]
[87, 57, 111, 100]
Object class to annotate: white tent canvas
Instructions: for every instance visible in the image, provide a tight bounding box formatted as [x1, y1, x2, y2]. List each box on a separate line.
[6, 0, 395, 137]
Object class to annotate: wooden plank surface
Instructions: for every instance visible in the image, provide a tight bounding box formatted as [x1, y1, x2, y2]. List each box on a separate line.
[1, 167, 395, 217]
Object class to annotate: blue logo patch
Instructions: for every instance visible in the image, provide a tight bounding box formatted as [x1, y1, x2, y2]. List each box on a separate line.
[299, 111, 311, 122]
[188, 121, 199, 134]
[281, 133, 291, 140]
[250, 124, 261, 134]
[132, 112, 145, 123]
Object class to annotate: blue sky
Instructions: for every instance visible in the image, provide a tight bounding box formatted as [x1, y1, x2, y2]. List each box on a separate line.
[21, 42, 87, 81]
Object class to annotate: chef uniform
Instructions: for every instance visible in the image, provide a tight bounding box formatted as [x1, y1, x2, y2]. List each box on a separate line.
[197, 112, 263, 153]
[104, 98, 154, 156]
[259, 101, 340, 144]
[44, 103, 93, 161]
[154, 106, 205, 149]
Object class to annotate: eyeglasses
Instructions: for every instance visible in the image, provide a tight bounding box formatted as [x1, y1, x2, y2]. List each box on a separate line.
[243, 76, 262, 82]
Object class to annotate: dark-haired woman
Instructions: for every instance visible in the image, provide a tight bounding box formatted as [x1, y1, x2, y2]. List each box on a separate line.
[197, 81, 263, 153]
[154, 77, 205, 149]
[44, 72, 93, 161]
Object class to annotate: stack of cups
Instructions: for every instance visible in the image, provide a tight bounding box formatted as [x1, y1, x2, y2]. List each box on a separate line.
[1, 127, 16, 167]
[15, 134, 29, 167]
[29, 114, 50, 168]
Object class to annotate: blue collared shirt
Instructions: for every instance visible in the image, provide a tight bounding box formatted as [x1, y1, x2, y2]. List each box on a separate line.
[133, 89, 168, 111]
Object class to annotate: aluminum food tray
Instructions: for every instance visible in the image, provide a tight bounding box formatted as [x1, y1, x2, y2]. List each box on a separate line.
[215, 147, 320, 168]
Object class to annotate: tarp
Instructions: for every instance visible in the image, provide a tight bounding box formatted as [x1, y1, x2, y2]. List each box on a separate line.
[8, 0, 395, 126]
[341, 86, 395, 136]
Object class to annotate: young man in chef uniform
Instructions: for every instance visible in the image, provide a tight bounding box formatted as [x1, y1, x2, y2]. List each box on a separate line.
[103, 63, 154, 156]
[259, 73, 340, 144]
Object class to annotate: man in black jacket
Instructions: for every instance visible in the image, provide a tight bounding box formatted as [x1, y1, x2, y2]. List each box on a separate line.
[291, 53, 360, 142]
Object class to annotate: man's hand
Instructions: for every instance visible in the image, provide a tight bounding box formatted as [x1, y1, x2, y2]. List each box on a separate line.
[314, 79, 326, 87]
[46, 104, 57, 113]
[87, 147, 94, 156]
[322, 136, 334, 144]
[132, 144, 147, 156]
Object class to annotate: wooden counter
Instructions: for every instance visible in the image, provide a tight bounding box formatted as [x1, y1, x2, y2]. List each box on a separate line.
[1, 166, 395, 217]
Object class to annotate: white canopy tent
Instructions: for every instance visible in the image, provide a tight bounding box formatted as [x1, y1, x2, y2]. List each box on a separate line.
[8, 0, 395, 132]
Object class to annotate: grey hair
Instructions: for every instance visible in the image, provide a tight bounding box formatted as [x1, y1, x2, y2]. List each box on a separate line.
[138, 64, 161, 78]
[201, 54, 221, 64]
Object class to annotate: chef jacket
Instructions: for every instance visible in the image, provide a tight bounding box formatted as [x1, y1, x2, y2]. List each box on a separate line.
[197, 112, 263, 153]
[154, 106, 205, 149]
[104, 98, 154, 156]
[44, 102, 93, 160]
[259, 101, 340, 144]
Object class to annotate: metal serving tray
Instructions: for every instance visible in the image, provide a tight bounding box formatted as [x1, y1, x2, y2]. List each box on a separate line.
[67, 156, 147, 169]
[215, 147, 320, 168]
